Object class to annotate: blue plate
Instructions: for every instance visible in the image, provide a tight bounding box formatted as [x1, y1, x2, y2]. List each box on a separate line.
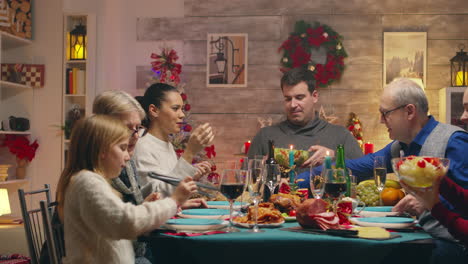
[166, 218, 225, 226]
[181, 209, 230, 216]
[362, 206, 393, 212]
[357, 217, 414, 224]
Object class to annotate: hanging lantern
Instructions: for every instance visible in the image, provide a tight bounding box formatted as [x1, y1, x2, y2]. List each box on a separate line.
[450, 44, 468, 86]
[69, 23, 87, 60]
[214, 52, 226, 73]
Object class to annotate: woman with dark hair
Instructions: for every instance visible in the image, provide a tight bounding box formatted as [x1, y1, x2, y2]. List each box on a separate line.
[133, 83, 214, 198]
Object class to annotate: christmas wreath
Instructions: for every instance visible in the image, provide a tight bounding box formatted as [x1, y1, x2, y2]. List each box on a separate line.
[279, 20, 347, 87]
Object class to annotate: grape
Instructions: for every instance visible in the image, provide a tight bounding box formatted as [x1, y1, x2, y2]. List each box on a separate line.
[356, 183, 380, 206]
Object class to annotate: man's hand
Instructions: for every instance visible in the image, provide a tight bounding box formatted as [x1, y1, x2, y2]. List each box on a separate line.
[392, 194, 425, 216]
[302, 145, 334, 167]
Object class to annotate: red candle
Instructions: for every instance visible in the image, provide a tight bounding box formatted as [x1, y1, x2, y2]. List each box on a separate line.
[244, 140, 251, 154]
[364, 142, 374, 155]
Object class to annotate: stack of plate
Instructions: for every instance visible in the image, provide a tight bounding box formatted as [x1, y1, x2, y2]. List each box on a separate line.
[357, 206, 398, 217]
[179, 208, 231, 219]
[206, 201, 245, 210]
[349, 217, 416, 229]
[163, 218, 228, 232]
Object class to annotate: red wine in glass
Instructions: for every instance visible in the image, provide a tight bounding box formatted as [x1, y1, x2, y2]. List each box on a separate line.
[325, 183, 347, 199]
[220, 183, 244, 200]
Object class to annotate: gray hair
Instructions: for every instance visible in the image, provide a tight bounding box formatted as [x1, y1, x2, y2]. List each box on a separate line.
[93, 90, 145, 119]
[385, 78, 429, 115]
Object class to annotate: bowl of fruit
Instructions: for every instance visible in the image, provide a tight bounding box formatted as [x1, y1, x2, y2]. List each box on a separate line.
[391, 156, 450, 188]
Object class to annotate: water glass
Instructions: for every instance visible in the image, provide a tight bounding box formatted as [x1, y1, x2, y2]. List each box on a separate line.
[309, 167, 325, 199]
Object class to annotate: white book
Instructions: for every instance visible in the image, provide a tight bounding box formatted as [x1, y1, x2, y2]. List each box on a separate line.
[76, 69, 86, 95]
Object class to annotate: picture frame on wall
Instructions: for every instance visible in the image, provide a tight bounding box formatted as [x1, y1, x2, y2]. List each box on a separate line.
[207, 33, 248, 87]
[383, 32, 427, 88]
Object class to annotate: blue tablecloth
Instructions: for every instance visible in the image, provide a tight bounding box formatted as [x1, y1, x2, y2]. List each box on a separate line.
[148, 222, 434, 264]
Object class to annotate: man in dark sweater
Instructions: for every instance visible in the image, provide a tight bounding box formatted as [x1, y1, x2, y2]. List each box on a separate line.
[247, 67, 363, 168]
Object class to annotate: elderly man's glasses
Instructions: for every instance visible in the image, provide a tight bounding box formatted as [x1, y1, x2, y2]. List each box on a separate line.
[380, 104, 407, 120]
[130, 126, 146, 137]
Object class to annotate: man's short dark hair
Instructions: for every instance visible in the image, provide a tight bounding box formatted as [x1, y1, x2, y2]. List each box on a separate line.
[280, 67, 316, 94]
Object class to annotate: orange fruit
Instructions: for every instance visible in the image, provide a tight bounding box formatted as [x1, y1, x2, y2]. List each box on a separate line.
[381, 187, 405, 206]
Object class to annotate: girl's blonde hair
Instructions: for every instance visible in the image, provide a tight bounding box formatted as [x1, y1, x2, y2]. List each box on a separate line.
[93, 90, 145, 119]
[56, 115, 130, 218]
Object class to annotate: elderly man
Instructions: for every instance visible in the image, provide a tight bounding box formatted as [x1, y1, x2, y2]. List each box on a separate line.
[247, 67, 363, 167]
[336, 78, 467, 263]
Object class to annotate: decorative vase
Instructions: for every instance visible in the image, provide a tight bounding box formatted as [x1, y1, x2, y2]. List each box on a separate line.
[16, 157, 28, 180]
[0, 164, 11, 182]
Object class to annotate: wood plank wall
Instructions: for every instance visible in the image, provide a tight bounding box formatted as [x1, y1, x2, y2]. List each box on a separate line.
[136, 0, 468, 161]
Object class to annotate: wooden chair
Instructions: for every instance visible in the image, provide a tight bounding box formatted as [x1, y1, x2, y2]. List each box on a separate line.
[18, 184, 52, 264]
[40, 200, 65, 264]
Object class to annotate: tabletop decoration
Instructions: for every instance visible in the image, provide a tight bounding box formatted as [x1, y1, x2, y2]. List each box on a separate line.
[278, 20, 347, 88]
[364, 142, 374, 155]
[347, 112, 364, 149]
[274, 147, 309, 168]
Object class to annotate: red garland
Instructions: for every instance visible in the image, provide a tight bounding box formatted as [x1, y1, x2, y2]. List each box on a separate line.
[279, 21, 347, 88]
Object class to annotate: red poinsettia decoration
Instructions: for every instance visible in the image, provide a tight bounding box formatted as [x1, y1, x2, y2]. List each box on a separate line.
[151, 48, 182, 84]
[1, 135, 39, 162]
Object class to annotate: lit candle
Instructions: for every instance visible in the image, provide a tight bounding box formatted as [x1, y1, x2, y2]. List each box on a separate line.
[324, 150, 332, 170]
[244, 140, 251, 154]
[289, 145, 295, 183]
[364, 142, 374, 155]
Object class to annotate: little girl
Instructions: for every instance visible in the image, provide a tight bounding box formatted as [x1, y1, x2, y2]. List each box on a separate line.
[56, 115, 197, 263]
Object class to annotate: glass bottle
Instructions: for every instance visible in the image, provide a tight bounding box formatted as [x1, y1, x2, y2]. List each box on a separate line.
[335, 144, 351, 197]
[263, 140, 277, 201]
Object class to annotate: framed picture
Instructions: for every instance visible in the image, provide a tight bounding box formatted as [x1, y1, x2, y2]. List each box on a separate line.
[383, 32, 427, 88]
[207, 33, 248, 87]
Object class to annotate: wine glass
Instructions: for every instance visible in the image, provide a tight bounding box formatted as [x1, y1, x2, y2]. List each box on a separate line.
[220, 169, 246, 232]
[323, 168, 347, 212]
[246, 159, 265, 233]
[309, 166, 325, 199]
[263, 164, 281, 200]
[374, 156, 387, 205]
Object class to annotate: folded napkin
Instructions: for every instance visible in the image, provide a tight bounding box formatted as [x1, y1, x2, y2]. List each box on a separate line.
[164, 230, 227, 237]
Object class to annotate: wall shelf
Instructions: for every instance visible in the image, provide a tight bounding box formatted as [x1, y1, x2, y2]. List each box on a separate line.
[0, 131, 31, 135]
[0, 179, 29, 187]
[0, 32, 32, 50]
[0, 80, 33, 89]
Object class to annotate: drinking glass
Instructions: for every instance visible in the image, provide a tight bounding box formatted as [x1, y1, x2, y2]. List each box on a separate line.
[246, 159, 265, 233]
[220, 169, 246, 232]
[323, 168, 347, 212]
[373, 156, 387, 205]
[263, 164, 281, 199]
[309, 167, 325, 199]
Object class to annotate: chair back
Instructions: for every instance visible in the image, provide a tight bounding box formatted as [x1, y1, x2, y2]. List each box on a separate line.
[40, 200, 65, 264]
[18, 184, 52, 264]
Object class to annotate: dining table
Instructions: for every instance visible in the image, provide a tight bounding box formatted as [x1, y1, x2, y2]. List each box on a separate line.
[146, 222, 434, 264]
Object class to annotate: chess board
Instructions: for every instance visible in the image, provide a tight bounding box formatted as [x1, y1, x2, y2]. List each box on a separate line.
[1, 64, 45, 88]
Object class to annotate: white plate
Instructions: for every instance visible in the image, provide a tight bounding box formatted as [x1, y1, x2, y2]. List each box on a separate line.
[357, 206, 399, 217]
[178, 209, 232, 219]
[163, 218, 229, 232]
[350, 217, 416, 229]
[232, 219, 285, 228]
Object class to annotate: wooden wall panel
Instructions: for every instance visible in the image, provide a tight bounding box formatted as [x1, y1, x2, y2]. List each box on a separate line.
[137, 1, 468, 162]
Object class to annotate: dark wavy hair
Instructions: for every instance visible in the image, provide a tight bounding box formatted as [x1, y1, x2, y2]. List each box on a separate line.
[280, 67, 316, 94]
[136, 83, 179, 127]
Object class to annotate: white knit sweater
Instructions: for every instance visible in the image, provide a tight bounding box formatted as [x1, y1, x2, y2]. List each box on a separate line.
[62, 170, 178, 264]
[133, 133, 197, 197]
